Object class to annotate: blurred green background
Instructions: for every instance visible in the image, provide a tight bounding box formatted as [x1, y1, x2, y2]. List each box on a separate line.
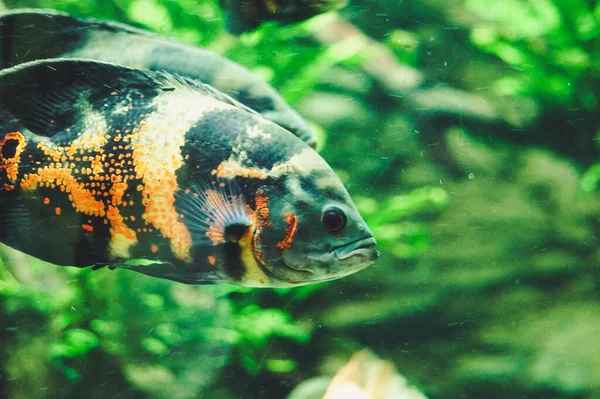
[1, 0, 600, 398]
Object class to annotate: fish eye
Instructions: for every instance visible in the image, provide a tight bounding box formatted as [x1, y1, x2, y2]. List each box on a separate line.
[321, 206, 347, 233]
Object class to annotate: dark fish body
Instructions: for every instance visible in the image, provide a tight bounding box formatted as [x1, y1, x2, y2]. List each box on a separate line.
[0, 9, 316, 147]
[219, 0, 347, 34]
[0, 60, 377, 287]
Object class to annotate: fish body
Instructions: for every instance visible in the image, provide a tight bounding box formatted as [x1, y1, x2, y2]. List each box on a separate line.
[0, 9, 316, 147]
[0, 59, 377, 287]
[219, 0, 348, 34]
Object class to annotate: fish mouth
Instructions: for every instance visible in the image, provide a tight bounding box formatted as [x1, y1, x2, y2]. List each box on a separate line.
[334, 236, 379, 261]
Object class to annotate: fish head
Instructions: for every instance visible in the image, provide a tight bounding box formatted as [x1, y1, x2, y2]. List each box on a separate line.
[252, 148, 378, 286]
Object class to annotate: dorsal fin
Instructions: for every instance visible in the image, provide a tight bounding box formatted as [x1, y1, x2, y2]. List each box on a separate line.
[0, 58, 161, 137]
[0, 58, 261, 137]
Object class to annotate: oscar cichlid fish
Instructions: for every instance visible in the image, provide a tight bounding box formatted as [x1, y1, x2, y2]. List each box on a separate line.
[0, 59, 378, 287]
[0, 9, 316, 147]
[219, 0, 348, 34]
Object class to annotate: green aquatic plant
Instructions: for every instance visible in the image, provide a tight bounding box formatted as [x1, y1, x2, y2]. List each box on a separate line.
[466, 0, 599, 109]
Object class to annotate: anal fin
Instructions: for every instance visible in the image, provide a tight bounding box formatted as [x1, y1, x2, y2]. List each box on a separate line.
[96, 260, 221, 285]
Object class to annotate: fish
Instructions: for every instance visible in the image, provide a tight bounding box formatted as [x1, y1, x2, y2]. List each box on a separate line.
[219, 0, 348, 34]
[0, 9, 316, 147]
[0, 59, 378, 287]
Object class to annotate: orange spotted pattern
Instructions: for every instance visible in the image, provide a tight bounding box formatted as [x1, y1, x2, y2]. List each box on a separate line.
[251, 189, 271, 263]
[276, 212, 298, 249]
[212, 161, 267, 180]
[16, 131, 140, 257]
[0, 132, 27, 182]
[2, 107, 203, 262]
[131, 120, 192, 262]
[254, 189, 270, 225]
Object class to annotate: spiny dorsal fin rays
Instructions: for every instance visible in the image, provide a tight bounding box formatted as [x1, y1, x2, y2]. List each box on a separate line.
[0, 58, 267, 138]
[175, 179, 253, 246]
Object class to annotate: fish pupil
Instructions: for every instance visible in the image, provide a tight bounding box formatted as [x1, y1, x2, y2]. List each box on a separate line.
[322, 207, 347, 233]
[224, 223, 249, 242]
[0, 139, 19, 159]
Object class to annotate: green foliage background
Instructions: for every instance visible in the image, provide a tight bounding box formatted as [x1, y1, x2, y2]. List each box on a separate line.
[1, 0, 600, 398]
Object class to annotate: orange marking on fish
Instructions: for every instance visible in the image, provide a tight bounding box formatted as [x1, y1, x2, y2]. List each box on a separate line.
[109, 180, 128, 206]
[21, 168, 105, 216]
[131, 120, 192, 262]
[81, 224, 94, 232]
[208, 255, 216, 266]
[216, 165, 267, 180]
[277, 213, 298, 249]
[16, 129, 144, 258]
[255, 189, 270, 225]
[90, 155, 105, 174]
[105, 205, 138, 257]
[0, 132, 27, 181]
[36, 134, 106, 164]
[250, 189, 271, 263]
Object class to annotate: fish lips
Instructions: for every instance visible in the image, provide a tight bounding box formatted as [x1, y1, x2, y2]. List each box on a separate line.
[334, 236, 379, 262]
[257, 235, 378, 286]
